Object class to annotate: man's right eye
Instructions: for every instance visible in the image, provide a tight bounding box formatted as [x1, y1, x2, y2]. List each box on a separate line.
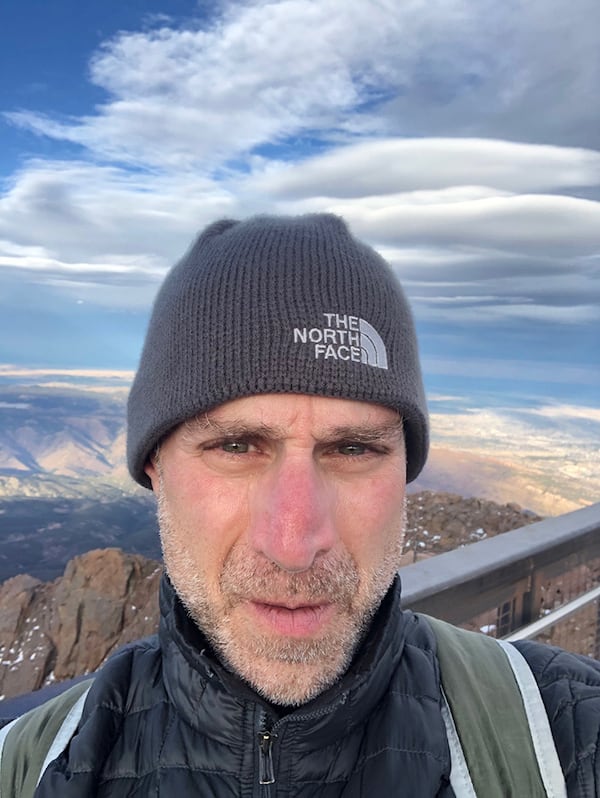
[220, 440, 250, 454]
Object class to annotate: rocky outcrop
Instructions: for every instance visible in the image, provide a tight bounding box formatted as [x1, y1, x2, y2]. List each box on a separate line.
[0, 492, 542, 701]
[403, 490, 542, 561]
[0, 549, 162, 700]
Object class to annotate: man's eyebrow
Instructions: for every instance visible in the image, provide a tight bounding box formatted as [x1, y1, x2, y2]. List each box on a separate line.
[319, 420, 405, 443]
[180, 415, 404, 443]
[181, 416, 287, 440]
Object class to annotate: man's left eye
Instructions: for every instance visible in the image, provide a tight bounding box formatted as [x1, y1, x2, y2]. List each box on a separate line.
[337, 442, 367, 456]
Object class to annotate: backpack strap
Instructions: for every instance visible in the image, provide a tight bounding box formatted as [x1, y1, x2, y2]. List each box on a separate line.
[422, 615, 566, 798]
[495, 639, 566, 797]
[0, 679, 93, 798]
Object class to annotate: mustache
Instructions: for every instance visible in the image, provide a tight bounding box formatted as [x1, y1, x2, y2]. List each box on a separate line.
[220, 548, 360, 607]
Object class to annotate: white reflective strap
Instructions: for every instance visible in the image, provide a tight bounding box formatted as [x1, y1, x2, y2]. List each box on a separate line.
[440, 687, 478, 798]
[36, 685, 92, 787]
[496, 640, 567, 798]
[0, 717, 20, 757]
[0, 716, 22, 798]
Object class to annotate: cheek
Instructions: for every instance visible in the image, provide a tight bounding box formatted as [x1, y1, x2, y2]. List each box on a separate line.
[338, 474, 406, 558]
[161, 471, 251, 571]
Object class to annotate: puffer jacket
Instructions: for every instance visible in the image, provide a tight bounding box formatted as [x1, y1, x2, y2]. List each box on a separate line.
[35, 575, 600, 797]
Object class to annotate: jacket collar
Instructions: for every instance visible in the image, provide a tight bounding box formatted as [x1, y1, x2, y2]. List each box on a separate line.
[158, 573, 409, 745]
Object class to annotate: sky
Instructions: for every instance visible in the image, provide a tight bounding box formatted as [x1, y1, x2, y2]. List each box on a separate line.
[0, 0, 599, 489]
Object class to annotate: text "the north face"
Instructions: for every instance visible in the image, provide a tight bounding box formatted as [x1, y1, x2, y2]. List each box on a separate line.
[293, 313, 388, 370]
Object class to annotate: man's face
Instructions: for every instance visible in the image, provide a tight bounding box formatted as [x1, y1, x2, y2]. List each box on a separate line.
[145, 393, 407, 706]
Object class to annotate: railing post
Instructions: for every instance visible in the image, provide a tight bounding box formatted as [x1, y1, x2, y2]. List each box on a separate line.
[520, 571, 539, 629]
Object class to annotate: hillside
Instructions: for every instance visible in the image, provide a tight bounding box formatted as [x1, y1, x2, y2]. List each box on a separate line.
[0, 491, 541, 700]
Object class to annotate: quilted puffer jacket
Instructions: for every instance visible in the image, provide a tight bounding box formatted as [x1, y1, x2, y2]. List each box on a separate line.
[35, 575, 600, 797]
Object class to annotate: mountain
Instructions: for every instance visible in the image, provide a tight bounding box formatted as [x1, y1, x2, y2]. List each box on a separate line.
[0, 381, 130, 492]
[0, 377, 595, 517]
[0, 380, 162, 582]
[0, 492, 542, 701]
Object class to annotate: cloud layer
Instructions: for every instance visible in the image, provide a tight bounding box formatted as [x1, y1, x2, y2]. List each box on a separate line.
[0, 0, 598, 386]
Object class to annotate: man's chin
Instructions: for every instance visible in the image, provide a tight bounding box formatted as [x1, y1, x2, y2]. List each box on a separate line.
[212, 613, 364, 706]
[222, 642, 353, 707]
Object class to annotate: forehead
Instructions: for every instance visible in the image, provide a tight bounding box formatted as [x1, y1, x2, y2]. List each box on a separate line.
[181, 393, 402, 437]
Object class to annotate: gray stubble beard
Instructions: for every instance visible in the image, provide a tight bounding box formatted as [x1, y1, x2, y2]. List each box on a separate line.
[156, 482, 406, 705]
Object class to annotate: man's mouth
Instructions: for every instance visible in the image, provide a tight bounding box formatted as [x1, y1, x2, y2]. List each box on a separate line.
[246, 599, 336, 637]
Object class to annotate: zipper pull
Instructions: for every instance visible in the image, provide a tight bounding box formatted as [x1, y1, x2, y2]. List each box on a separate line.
[258, 729, 277, 785]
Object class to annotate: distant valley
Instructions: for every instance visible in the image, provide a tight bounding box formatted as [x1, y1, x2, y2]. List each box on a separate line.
[0, 375, 596, 583]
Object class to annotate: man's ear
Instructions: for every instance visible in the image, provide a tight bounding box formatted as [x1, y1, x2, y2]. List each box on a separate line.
[144, 457, 160, 493]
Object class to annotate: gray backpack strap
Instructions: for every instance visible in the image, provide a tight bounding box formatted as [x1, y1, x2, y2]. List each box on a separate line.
[422, 615, 566, 798]
[0, 679, 93, 798]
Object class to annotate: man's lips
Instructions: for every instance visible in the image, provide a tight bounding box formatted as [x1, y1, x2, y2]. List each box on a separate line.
[245, 599, 336, 636]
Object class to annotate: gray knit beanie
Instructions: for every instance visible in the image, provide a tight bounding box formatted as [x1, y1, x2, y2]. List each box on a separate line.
[127, 214, 428, 488]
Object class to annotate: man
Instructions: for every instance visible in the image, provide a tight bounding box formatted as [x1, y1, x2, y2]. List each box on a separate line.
[5, 214, 600, 795]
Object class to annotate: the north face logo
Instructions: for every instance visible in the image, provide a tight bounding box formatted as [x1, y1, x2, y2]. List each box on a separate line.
[293, 313, 388, 370]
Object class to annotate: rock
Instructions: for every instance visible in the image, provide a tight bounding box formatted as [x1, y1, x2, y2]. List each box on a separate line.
[0, 574, 41, 638]
[0, 549, 162, 700]
[403, 490, 543, 561]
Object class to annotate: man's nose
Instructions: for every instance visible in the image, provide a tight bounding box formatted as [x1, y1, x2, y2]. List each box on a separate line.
[248, 455, 338, 572]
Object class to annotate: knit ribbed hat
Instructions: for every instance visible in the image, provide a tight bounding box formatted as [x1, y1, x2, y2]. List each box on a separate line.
[127, 214, 428, 488]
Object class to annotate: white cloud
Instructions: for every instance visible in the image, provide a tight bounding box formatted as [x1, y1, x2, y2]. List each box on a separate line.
[427, 394, 464, 403]
[333, 194, 600, 256]
[0, 365, 134, 380]
[9, 0, 434, 167]
[482, 303, 600, 324]
[0, 160, 236, 263]
[0, 248, 164, 278]
[430, 405, 600, 459]
[526, 404, 600, 423]
[6, 0, 598, 166]
[254, 139, 600, 197]
[414, 299, 600, 325]
[1, 151, 599, 319]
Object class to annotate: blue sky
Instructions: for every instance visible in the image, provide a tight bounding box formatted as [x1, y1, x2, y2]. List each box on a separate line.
[1, 0, 599, 420]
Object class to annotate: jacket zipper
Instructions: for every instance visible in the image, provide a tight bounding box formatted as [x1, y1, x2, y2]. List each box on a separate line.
[255, 692, 347, 789]
[257, 727, 277, 785]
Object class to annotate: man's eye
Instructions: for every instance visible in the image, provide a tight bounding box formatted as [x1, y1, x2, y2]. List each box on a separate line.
[221, 440, 250, 454]
[337, 442, 367, 456]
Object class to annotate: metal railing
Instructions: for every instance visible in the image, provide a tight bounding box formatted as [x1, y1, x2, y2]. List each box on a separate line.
[400, 502, 600, 656]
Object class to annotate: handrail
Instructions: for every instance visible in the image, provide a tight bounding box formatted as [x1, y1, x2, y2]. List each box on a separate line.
[400, 502, 600, 629]
[504, 584, 600, 641]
